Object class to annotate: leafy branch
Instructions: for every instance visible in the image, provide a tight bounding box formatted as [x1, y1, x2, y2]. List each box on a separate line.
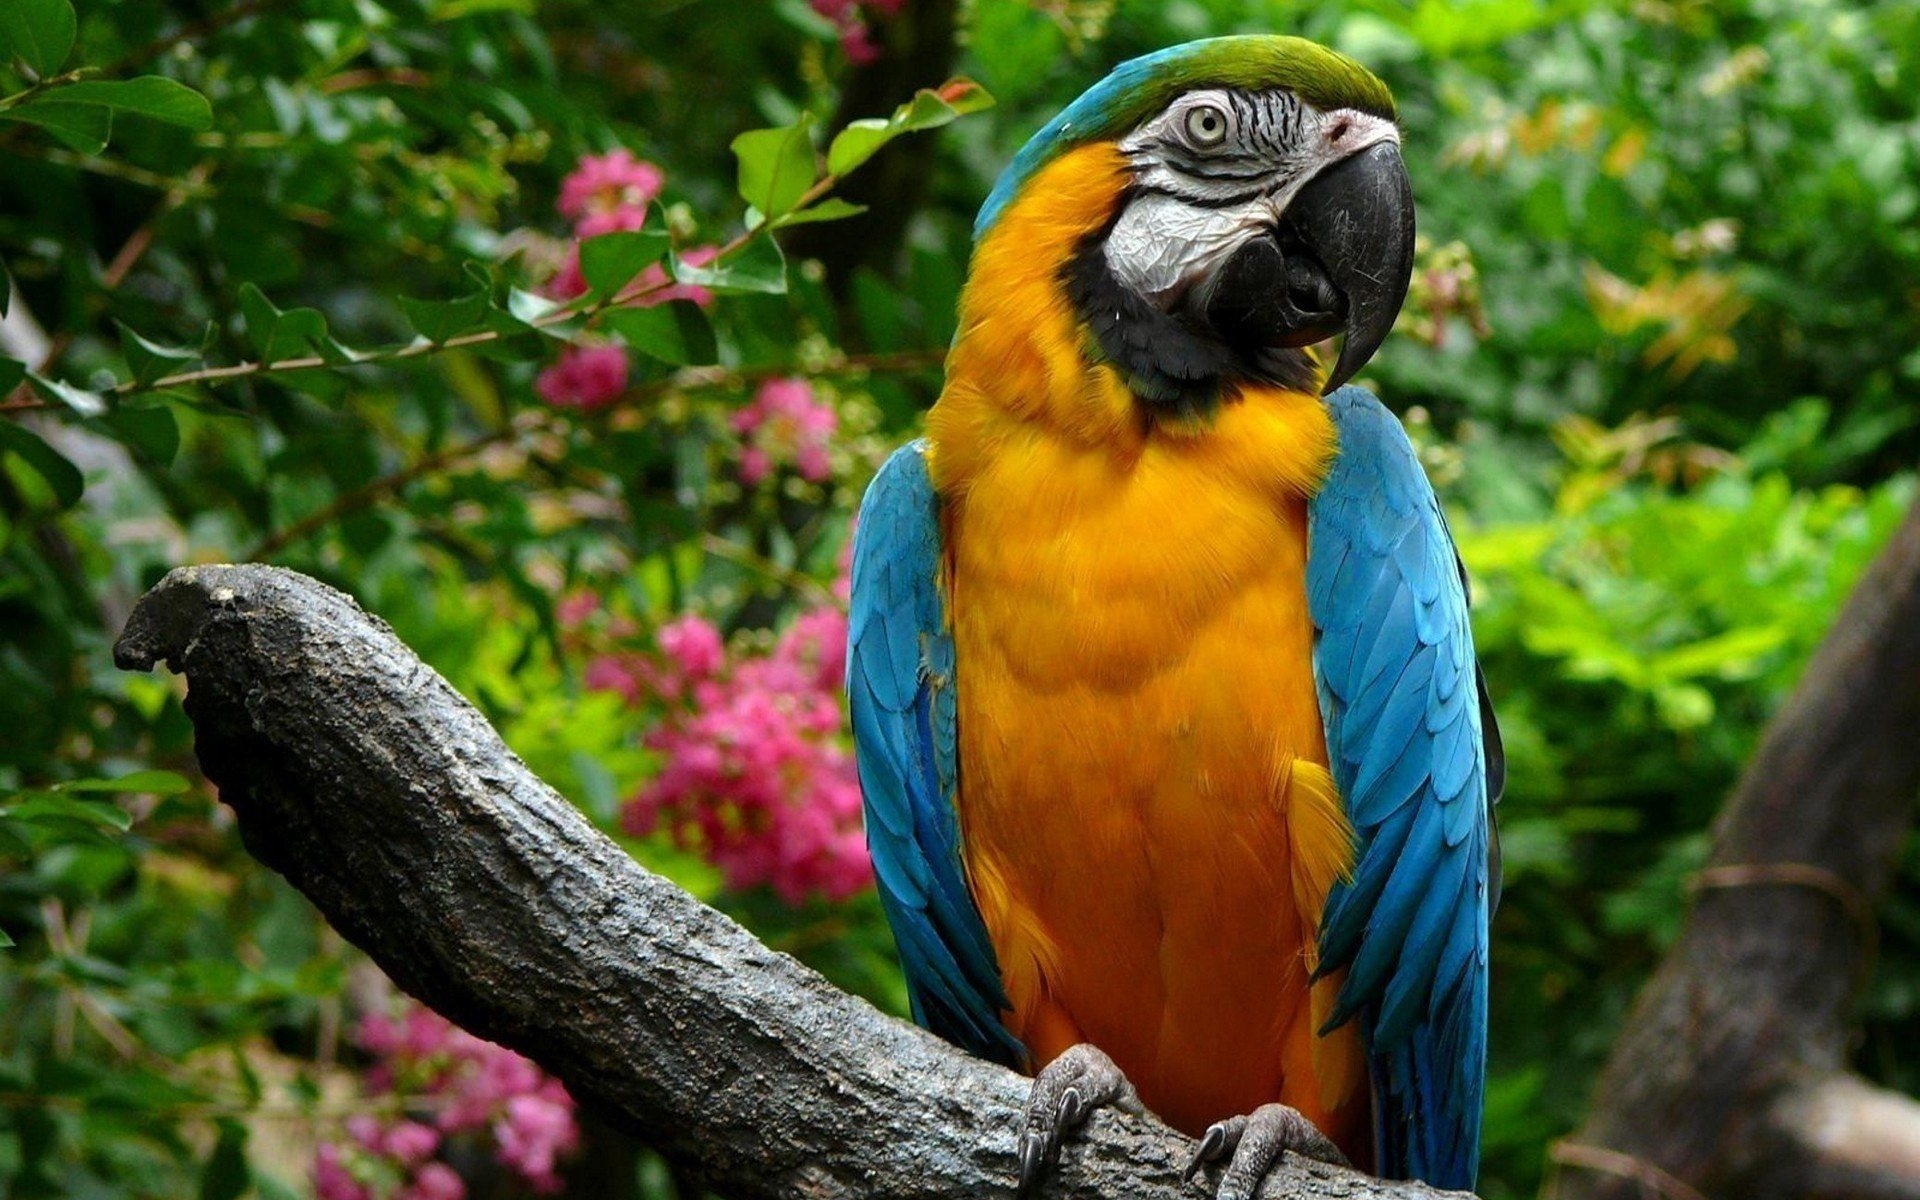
[245, 349, 946, 560]
[1, 79, 987, 426]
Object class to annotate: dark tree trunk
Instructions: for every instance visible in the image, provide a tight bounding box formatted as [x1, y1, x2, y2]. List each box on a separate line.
[1555, 497, 1920, 1200]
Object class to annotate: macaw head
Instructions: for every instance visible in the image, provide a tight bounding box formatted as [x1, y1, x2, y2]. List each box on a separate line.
[970, 36, 1413, 411]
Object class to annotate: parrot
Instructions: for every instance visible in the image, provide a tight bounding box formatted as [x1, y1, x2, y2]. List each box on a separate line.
[846, 34, 1502, 1198]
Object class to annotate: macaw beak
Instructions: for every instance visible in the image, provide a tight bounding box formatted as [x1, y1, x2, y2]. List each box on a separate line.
[1201, 141, 1415, 395]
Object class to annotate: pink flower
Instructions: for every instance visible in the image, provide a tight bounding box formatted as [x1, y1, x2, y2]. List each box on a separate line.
[323, 1000, 580, 1198]
[733, 378, 838, 484]
[345, 1114, 383, 1152]
[557, 592, 601, 628]
[495, 1091, 580, 1193]
[612, 594, 872, 903]
[356, 1010, 400, 1056]
[840, 23, 880, 64]
[659, 615, 726, 681]
[575, 205, 650, 240]
[402, 1006, 454, 1058]
[314, 1144, 370, 1200]
[542, 207, 656, 300]
[535, 345, 629, 411]
[632, 244, 720, 309]
[402, 1163, 467, 1200]
[385, 1121, 440, 1167]
[557, 148, 664, 223]
[809, 0, 898, 63]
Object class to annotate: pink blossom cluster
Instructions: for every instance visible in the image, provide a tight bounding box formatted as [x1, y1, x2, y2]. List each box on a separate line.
[810, 0, 904, 64]
[534, 344, 628, 411]
[534, 148, 720, 410]
[731, 377, 838, 485]
[586, 599, 872, 904]
[314, 1005, 580, 1200]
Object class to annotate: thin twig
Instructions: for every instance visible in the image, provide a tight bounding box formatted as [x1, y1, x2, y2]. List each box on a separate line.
[245, 348, 940, 558]
[699, 533, 843, 610]
[0, 69, 97, 113]
[4, 158, 854, 416]
[1, 160, 219, 409]
[620, 348, 944, 411]
[247, 423, 523, 560]
[105, 0, 281, 77]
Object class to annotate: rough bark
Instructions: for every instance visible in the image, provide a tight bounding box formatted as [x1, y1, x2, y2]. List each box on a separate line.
[113, 564, 1470, 1200]
[1556, 497, 1920, 1200]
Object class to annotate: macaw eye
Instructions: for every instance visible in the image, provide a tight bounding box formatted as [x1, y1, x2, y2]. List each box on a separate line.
[1183, 104, 1229, 148]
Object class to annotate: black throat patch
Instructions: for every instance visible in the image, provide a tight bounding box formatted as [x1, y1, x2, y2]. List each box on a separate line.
[1061, 225, 1318, 421]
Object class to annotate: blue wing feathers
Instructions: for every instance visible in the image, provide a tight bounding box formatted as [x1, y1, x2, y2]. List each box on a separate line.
[1308, 388, 1492, 1191]
[848, 443, 1024, 1069]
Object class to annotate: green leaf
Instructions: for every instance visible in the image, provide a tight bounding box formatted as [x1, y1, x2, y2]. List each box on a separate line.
[0, 356, 22, 395]
[59, 770, 191, 795]
[826, 78, 993, 176]
[198, 1121, 249, 1200]
[237, 283, 343, 364]
[3, 794, 131, 832]
[605, 302, 717, 366]
[771, 198, 868, 228]
[731, 115, 817, 220]
[0, 926, 13, 949]
[825, 119, 891, 178]
[673, 238, 787, 296]
[46, 78, 213, 131]
[27, 372, 105, 416]
[0, 0, 75, 77]
[399, 291, 492, 343]
[0, 100, 108, 154]
[102, 404, 180, 465]
[116, 321, 201, 385]
[430, 0, 534, 17]
[578, 230, 671, 299]
[897, 77, 994, 129]
[0, 420, 82, 507]
[506, 287, 569, 332]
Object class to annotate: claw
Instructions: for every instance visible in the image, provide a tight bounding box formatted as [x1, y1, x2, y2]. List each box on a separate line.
[1059, 1085, 1085, 1126]
[1017, 1131, 1048, 1197]
[1182, 1121, 1232, 1184]
[1011, 1044, 1142, 1197]
[1182, 1105, 1347, 1200]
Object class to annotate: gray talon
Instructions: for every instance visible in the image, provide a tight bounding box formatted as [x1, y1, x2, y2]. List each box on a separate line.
[1183, 1120, 1233, 1184]
[1012, 1044, 1141, 1197]
[1059, 1085, 1085, 1126]
[1017, 1132, 1047, 1196]
[1183, 1104, 1346, 1200]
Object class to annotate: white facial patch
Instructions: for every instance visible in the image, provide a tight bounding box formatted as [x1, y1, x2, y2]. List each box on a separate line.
[1104, 89, 1401, 311]
[1104, 192, 1277, 307]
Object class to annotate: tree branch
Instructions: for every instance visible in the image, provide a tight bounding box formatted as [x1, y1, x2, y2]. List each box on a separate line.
[113, 564, 1472, 1200]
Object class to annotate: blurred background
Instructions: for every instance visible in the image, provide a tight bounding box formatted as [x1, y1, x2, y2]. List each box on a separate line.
[2, 1, 1918, 1197]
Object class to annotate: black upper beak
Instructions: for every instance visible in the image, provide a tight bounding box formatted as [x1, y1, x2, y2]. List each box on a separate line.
[1201, 141, 1415, 396]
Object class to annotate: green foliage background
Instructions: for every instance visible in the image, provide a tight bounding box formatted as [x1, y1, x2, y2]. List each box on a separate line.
[3, 1, 1918, 1197]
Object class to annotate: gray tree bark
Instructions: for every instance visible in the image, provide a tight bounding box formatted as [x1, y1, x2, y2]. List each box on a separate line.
[113, 564, 1471, 1200]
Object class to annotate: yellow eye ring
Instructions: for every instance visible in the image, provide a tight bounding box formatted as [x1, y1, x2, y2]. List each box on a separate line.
[1183, 104, 1228, 148]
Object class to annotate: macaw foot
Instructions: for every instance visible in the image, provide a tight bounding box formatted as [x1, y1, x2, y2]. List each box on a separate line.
[1014, 1043, 1144, 1197]
[1182, 1104, 1349, 1200]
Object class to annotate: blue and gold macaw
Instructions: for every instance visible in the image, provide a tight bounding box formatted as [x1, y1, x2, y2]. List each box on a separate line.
[847, 35, 1502, 1197]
